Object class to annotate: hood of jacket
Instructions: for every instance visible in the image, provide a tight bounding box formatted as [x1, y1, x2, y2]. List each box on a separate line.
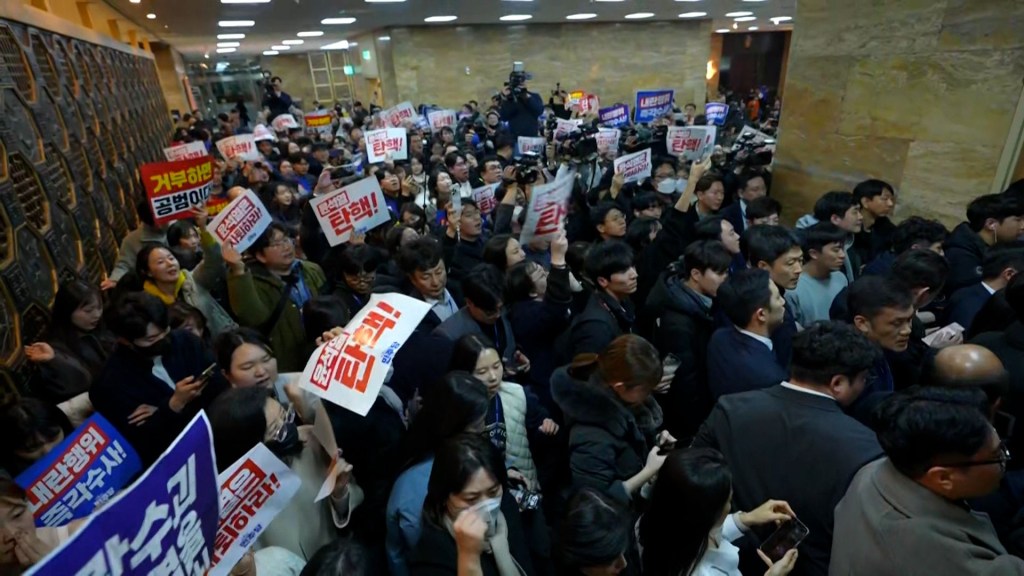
[551, 366, 663, 438]
[647, 270, 713, 322]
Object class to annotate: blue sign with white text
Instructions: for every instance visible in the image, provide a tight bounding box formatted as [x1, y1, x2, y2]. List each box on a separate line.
[705, 102, 730, 126]
[634, 90, 674, 124]
[598, 104, 631, 128]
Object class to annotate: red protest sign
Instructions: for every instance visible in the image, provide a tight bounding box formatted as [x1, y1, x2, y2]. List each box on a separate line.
[140, 156, 215, 226]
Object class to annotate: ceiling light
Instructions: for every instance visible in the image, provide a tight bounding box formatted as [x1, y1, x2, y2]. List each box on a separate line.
[675, 0, 703, 2]
[378, 36, 391, 40]
[321, 17, 356, 24]
[424, 15, 458, 22]
[216, 47, 236, 53]
[678, 12, 707, 18]
[349, 42, 359, 46]
[624, 12, 655, 19]
[146, 13, 156, 19]
[271, 45, 291, 50]
[282, 40, 304, 45]
[734, 16, 757, 21]
[594, 0, 624, 2]
[217, 42, 240, 47]
[725, 11, 753, 17]
[221, 0, 270, 3]
[263, 50, 279, 55]
[297, 31, 324, 37]
[715, 28, 730, 33]
[749, 26, 759, 30]
[566, 13, 597, 20]
[770, 16, 793, 23]
[321, 40, 350, 50]
[130, 0, 140, 3]
[500, 14, 533, 21]
[365, 0, 406, 2]
[218, 20, 256, 27]
[218, 33, 246, 39]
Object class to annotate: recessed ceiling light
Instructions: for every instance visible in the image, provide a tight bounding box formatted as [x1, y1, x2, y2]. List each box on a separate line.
[216, 47, 236, 53]
[321, 17, 356, 24]
[749, 26, 759, 30]
[500, 14, 533, 21]
[424, 15, 458, 22]
[218, 33, 246, 39]
[624, 12, 655, 19]
[221, 0, 270, 3]
[218, 20, 255, 27]
[282, 39, 304, 45]
[270, 45, 291, 50]
[297, 31, 324, 37]
[715, 28, 730, 33]
[321, 40, 350, 50]
[678, 12, 707, 18]
[734, 16, 757, 21]
[770, 16, 793, 23]
[217, 42, 240, 47]
[130, 0, 140, 3]
[725, 11, 753, 17]
[263, 50, 279, 55]
[378, 36, 391, 40]
[566, 13, 597, 20]
[146, 13, 156, 19]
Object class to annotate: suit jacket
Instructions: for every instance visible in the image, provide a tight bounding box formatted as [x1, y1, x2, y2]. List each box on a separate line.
[706, 327, 787, 400]
[971, 321, 1024, 470]
[693, 385, 883, 576]
[721, 201, 746, 235]
[830, 458, 1024, 576]
[945, 282, 993, 333]
[433, 308, 517, 365]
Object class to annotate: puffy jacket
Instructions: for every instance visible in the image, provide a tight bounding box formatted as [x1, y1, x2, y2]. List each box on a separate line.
[944, 222, 989, 294]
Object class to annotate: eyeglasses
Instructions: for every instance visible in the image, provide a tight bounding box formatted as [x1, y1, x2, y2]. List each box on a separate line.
[947, 441, 1011, 470]
[267, 237, 293, 248]
[267, 405, 296, 443]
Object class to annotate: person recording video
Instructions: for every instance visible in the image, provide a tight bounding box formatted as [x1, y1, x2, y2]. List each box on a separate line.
[499, 62, 544, 140]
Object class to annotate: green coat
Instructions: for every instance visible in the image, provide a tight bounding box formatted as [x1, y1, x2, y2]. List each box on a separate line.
[228, 260, 326, 372]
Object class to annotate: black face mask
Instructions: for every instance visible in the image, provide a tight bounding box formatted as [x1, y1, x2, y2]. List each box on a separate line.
[265, 422, 303, 458]
[134, 336, 170, 358]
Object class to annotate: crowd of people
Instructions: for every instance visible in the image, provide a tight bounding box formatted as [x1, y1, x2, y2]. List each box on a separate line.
[4, 71, 1024, 576]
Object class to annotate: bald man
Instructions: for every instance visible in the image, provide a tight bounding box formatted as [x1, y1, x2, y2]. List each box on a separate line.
[927, 345, 1009, 417]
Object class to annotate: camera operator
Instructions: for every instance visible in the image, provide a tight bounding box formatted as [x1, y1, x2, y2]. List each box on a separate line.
[499, 73, 545, 140]
[261, 76, 294, 122]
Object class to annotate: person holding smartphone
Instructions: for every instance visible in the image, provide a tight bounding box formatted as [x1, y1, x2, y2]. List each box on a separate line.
[641, 447, 799, 576]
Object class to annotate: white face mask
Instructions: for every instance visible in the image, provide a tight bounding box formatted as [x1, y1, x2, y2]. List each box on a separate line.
[675, 178, 688, 193]
[468, 497, 502, 538]
[656, 178, 677, 194]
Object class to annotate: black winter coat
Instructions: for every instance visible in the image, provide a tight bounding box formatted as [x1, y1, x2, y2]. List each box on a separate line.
[944, 222, 989, 294]
[565, 292, 635, 361]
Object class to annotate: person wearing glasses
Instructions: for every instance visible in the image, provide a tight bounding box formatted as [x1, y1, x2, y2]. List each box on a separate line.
[831, 386, 1023, 575]
[223, 222, 327, 373]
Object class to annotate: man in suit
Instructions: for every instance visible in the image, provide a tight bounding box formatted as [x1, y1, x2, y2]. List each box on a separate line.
[831, 387, 1024, 575]
[706, 268, 788, 399]
[721, 168, 768, 235]
[694, 321, 883, 576]
[946, 247, 1024, 332]
[741, 225, 803, 368]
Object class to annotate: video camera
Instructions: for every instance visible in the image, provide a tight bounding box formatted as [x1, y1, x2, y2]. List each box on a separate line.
[506, 61, 528, 100]
[726, 130, 775, 170]
[554, 120, 600, 164]
[512, 152, 543, 186]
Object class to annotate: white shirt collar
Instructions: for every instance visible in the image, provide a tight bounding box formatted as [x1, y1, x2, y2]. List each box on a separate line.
[981, 282, 997, 295]
[780, 381, 836, 401]
[737, 327, 773, 351]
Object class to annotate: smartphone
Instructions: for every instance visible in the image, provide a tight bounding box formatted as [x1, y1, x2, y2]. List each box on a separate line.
[198, 363, 217, 383]
[759, 519, 809, 563]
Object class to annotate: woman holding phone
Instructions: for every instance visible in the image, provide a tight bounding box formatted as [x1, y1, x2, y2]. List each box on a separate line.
[640, 448, 800, 576]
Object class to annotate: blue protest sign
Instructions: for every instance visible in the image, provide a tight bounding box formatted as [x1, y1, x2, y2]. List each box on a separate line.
[705, 102, 730, 126]
[634, 90, 674, 124]
[26, 413, 219, 576]
[598, 104, 631, 128]
[16, 413, 142, 528]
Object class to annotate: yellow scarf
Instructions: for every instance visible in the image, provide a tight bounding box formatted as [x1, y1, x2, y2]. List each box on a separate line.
[143, 272, 187, 305]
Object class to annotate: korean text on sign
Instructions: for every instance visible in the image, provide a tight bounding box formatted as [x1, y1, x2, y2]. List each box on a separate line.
[310, 176, 391, 246]
[305, 111, 333, 135]
[427, 109, 457, 133]
[141, 156, 215, 226]
[271, 114, 299, 132]
[578, 94, 600, 114]
[596, 128, 621, 155]
[598, 104, 630, 128]
[634, 89, 674, 124]
[667, 126, 717, 161]
[517, 137, 546, 156]
[520, 170, 574, 245]
[208, 189, 273, 253]
[613, 148, 652, 184]
[384, 101, 417, 128]
[26, 413, 219, 576]
[206, 444, 300, 576]
[365, 128, 409, 163]
[472, 184, 498, 216]
[164, 141, 208, 162]
[300, 294, 431, 416]
[16, 414, 141, 528]
[705, 103, 730, 126]
[215, 134, 260, 162]
[553, 118, 582, 140]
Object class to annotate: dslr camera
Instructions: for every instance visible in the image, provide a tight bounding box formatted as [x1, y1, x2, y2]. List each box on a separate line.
[506, 61, 528, 100]
[511, 152, 542, 186]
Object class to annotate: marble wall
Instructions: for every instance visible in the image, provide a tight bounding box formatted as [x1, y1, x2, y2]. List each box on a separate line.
[774, 0, 1024, 226]
[386, 22, 713, 111]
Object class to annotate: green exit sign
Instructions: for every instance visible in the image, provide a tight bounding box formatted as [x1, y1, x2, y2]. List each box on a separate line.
[362, 50, 372, 60]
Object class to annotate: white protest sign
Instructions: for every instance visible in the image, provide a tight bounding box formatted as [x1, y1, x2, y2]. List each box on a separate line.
[667, 126, 717, 161]
[271, 114, 300, 132]
[427, 109, 457, 133]
[518, 136, 546, 156]
[553, 118, 582, 140]
[520, 171, 574, 244]
[579, 94, 601, 115]
[164, 141, 208, 162]
[613, 148, 652, 184]
[216, 134, 260, 162]
[206, 443, 302, 576]
[310, 176, 390, 246]
[384, 101, 417, 128]
[208, 189, 273, 253]
[596, 128, 620, 155]
[300, 294, 431, 416]
[472, 183, 499, 215]
[365, 128, 408, 163]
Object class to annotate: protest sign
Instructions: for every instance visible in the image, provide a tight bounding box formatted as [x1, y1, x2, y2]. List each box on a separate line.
[596, 128, 621, 155]
[305, 110, 333, 135]
[568, 90, 585, 107]
[598, 104, 631, 128]
[208, 189, 272, 253]
[553, 118, 582, 140]
[310, 176, 390, 246]
[365, 128, 409, 163]
[579, 94, 600, 114]
[635, 89, 674, 124]
[517, 136, 546, 156]
[427, 109, 457, 133]
[520, 172, 574, 244]
[300, 294, 431, 416]
[141, 156, 215, 226]
[383, 101, 417, 128]
[472, 184, 499, 216]
[27, 413, 219, 576]
[164, 141, 208, 162]
[16, 414, 141, 528]
[613, 148, 653, 184]
[206, 444, 301, 576]
[216, 134, 260, 162]
[271, 114, 299, 132]
[705, 102, 730, 126]
[667, 126, 717, 161]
